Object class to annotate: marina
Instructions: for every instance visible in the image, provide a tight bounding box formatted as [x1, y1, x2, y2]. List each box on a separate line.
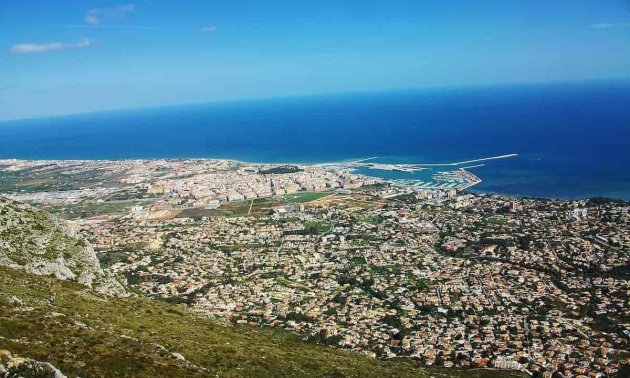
[338, 155, 497, 192]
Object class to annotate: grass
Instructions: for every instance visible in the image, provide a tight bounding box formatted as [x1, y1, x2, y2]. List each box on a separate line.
[285, 191, 334, 203]
[274, 277, 309, 292]
[0, 168, 118, 194]
[303, 221, 332, 235]
[0, 267, 453, 378]
[275, 277, 293, 286]
[485, 216, 507, 225]
[45, 200, 136, 220]
[181, 198, 284, 219]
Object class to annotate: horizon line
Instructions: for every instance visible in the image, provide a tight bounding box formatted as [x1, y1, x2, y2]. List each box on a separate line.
[1, 77, 629, 124]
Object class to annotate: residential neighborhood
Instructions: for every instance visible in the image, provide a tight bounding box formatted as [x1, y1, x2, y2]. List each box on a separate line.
[1, 158, 629, 377]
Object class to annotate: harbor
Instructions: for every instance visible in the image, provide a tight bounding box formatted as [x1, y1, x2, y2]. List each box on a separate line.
[384, 168, 482, 191]
[335, 154, 512, 193]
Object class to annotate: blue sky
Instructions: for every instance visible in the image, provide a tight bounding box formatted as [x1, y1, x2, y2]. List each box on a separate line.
[1, 0, 630, 121]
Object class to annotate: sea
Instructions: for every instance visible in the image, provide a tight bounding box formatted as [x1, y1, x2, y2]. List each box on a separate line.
[1, 80, 630, 200]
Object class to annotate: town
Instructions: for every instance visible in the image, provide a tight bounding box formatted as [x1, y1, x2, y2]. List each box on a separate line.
[1, 158, 628, 377]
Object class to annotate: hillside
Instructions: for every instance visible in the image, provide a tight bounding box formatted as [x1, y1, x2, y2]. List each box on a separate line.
[0, 196, 526, 377]
[0, 267, 528, 378]
[0, 196, 126, 297]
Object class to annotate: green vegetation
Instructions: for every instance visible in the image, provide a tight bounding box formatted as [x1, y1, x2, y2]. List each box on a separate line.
[392, 194, 420, 204]
[105, 190, 161, 201]
[285, 191, 333, 203]
[186, 198, 283, 218]
[47, 200, 137, 219]
[349, 239, 369, 248]
[219, 243, 266, 253]
[485, 216, 507, 225]
[0, 169, 65, 193]
[302, 221, 332, 235]
[98, 251, 130, 268]
[370, 265, 401, 275]
[0, 195, 527, 378]
[275, 277, 309, 291]
[0, 197, 89, 266]
[177, 207, 224, 219]
[352, 214, 384, 224]
[275, 277, 293, 286]
[588, 197, 630, 206]
[0, 168, 118, 193]
[0, 267, 437, 378]
[259, 165, 304, 174]
[349, 256, 367, 265]
[0, 196, 127, 296]
[407, 277, 428, 291]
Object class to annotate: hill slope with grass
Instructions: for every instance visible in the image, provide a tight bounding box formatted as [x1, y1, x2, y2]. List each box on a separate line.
[0, 268, 529, 378]
[0, 196, 525, 377]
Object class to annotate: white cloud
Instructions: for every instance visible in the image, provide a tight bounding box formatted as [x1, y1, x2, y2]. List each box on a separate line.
[85, 14, 100, 25]
[199, 26, 218, 32]
[10, 38, 93, 54]
[590, 22, 630, 29]
[85, 3, 135, 25]
[50, 23, 158, 30]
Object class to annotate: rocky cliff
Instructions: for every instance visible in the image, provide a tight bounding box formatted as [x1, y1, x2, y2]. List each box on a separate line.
[0, 196, 127, 297]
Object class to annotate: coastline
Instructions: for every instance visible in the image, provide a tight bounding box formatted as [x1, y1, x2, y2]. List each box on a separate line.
[1, 81, 629, 201]
[2, 155, 629, 202]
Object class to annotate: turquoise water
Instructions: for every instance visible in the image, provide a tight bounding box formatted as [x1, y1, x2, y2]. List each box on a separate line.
[1, 80, 629, 200]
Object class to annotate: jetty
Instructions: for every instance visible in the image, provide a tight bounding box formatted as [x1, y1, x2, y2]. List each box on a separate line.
[333, 153, 517, 172]
[414, 154, 518, 167]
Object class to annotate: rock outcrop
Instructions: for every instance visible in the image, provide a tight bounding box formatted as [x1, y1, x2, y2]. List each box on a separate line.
[0, 196, 128, 297]
[0, 350, 66, 378]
